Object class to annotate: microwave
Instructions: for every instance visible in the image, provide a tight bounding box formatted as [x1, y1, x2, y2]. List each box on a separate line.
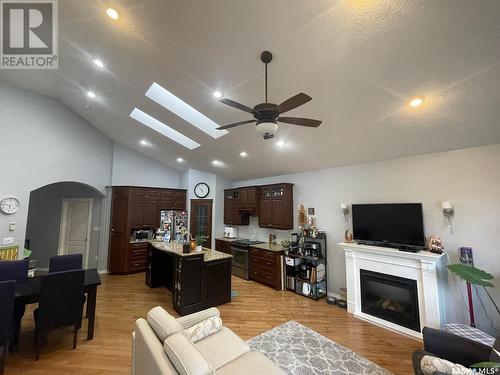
[132, 230, 154, 241]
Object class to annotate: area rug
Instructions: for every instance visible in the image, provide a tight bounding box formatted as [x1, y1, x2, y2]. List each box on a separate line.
[246, 321, 393, 375]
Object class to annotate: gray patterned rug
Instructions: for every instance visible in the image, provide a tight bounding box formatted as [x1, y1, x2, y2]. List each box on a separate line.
[246, 321, 393, 375]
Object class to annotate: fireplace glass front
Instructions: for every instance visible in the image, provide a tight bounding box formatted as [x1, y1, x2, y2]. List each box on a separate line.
[360, 269, 420, 332]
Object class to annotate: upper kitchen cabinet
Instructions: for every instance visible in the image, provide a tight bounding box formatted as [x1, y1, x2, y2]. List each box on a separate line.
[258, 183, 294, 230]
[160, 189, 187, 211]
[237, 187, 259, 209]
[223, 189, 249, 226]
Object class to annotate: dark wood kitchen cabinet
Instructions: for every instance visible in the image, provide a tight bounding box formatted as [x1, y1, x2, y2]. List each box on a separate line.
[258, 183, 294, 230]
[249, 247, 283, 290]
[108, 186, 187, 274]
[215, 239, 231, 255]
[223, 189, 249, 225]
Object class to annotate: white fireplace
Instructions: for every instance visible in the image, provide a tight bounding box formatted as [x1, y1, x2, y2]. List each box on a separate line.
[339, 242, 445, 339]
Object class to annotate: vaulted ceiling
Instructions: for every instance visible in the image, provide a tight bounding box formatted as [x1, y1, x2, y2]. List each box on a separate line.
[1, 0, 499, 180]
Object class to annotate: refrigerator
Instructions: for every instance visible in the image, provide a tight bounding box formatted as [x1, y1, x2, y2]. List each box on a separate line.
[160, 210, 188, 242]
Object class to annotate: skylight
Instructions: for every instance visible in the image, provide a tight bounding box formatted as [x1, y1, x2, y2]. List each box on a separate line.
[145, 82, 228, 139]
[130, 108, 200, 150]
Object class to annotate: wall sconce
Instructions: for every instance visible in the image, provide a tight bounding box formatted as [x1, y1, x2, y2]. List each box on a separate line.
[340, 203, 349, 221]
[441, 201, 454, 232]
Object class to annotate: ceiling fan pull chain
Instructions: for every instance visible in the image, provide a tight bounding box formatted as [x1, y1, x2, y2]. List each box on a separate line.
[265, 62, 268, 103]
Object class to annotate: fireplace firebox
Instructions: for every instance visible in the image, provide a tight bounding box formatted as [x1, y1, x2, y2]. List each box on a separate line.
[360, 269, 420, 332]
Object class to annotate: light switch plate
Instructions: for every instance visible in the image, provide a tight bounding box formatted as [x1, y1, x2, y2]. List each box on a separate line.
[9, 222, 16, 231]
[2, 237, 14, 245]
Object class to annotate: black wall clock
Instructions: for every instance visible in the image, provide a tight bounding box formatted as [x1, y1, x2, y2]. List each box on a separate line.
[194, 182, 210, 198]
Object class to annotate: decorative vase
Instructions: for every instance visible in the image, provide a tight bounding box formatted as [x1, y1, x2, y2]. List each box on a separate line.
[196, 245, 202, 252]
[190, 240, 196, 250]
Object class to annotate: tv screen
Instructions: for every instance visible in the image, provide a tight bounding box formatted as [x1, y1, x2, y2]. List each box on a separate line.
[352, 203, 425, 247]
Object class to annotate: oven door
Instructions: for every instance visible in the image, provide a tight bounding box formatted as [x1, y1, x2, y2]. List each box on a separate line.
[231, 245, 249, 280]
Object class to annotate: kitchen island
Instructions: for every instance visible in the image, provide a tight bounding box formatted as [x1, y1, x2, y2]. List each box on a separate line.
[146, 241, 232, 315]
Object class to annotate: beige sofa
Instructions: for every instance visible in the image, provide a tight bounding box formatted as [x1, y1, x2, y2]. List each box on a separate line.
[132, 306, 284, 375]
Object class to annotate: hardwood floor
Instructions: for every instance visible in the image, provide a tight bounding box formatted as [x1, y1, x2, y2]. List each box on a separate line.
[5, 273, 421, 374]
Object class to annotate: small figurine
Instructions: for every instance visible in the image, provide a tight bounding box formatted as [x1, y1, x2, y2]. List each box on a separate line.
[427, 235, 444, 254]
[345, 230, 353, 243]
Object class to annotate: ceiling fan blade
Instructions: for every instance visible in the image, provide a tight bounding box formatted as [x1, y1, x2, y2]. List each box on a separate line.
[277, 117, 322, 128]
[217, 120, 256, 130]
[219, 98, 258, 116]
[278, 93, 312, 114]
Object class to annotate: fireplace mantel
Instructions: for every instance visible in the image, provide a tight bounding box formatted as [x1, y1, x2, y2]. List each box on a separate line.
[339, 242, 446, 339]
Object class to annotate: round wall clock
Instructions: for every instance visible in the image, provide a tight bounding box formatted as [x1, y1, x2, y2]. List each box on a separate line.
[1, 196, 20, 215]
[194, 183, 210, 198]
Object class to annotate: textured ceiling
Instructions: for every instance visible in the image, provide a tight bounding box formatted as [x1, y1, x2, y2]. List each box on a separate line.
[1, 0, 499, 180]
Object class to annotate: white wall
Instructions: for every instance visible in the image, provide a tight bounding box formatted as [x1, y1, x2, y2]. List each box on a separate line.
[0, 84, 113, 253]
[0, 84, 186, 271]
[25, 182, 103, 269]
[233, 144, 500, 335]
[111, 143, 181, 188]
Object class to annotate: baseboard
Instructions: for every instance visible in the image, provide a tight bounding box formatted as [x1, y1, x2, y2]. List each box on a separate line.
[98, 269, 109, 274]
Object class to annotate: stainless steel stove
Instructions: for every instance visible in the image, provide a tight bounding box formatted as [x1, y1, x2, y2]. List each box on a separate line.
[230, 239, 265, 279]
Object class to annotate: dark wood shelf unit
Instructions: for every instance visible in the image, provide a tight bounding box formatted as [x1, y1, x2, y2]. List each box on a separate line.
[108, 186, 187, 274]
[214, 239, 231, 255]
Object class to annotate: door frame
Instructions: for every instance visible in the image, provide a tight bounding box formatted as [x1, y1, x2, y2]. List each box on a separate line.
[58, 198, 93, 268]
[189, 199, 213, 249]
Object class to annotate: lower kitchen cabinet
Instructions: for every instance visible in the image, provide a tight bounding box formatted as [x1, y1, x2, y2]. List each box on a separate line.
[249, 247, 283, 290]
[215, 239, 232, 255]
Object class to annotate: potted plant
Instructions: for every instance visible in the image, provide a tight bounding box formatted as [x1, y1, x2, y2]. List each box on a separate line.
[194, 235, 208, 252]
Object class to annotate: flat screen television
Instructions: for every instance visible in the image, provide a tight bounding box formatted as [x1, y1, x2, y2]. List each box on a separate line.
[352, 203, 425, 249]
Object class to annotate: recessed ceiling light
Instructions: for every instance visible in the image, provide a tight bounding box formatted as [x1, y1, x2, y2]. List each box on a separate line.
[212, 160, 222, 166]
[239, 151, 248, 157]
[409, 97, 423, 107]
[276, 140, 286, 147]
[176, 157, 184, 163]
[106, 8, 119, 20]
[145, 82, 227, 139]
[87, 91, 97, 99]
[130, 108, 200, 150]
[213, 91, 223, 99]
[92, 58, 105, 68]
[139, 139, 152, 147]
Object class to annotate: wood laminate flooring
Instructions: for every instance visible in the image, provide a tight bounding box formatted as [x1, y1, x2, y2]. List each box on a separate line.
[5, 273, 421, 374]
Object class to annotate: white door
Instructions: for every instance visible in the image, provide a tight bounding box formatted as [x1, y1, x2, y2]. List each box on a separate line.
[58, 198, 93, 268]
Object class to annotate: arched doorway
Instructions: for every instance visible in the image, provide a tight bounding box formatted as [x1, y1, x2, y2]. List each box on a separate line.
[25, 182, 104, 270]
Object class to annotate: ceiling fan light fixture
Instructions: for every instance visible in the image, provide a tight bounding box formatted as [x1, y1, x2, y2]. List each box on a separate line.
[255, 121, 278, 140]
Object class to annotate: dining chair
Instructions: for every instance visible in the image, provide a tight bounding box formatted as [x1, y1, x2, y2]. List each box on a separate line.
[34, 270, 85, 360]
[0, 259, 29, 351]
[0, 280, 15, 375]
[48, 253, 83, 272]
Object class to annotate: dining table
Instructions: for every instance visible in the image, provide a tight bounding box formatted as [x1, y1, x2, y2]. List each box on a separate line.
[14, 268, 102, 340]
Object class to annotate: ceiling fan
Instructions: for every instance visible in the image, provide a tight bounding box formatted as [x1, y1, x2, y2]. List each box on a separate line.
[217, 51, 322, 140]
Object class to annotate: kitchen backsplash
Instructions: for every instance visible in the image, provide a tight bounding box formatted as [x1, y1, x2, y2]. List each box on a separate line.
[230, 217, 294, 243]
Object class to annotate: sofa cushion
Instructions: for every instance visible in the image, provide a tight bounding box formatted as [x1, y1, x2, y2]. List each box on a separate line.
[217, 351, 284, 375]
[184, 315, 223, 343]
[164, 333, 214, 375]
[147, 306, 182, 342]
[177, 307, 220, 330]
[420, 355, 473, 375]
[194, 327, 250, 370]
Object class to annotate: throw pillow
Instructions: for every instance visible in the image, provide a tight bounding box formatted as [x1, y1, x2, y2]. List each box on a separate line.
[421, 355, 473, 375]
[183, 315, 223, 343]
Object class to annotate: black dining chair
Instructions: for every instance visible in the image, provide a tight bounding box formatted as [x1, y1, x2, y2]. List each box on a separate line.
[34, 270, 85, 360]
[0, 260, 29, 350]
[48, 253, 83, 272]
[0, 280, 15, 375]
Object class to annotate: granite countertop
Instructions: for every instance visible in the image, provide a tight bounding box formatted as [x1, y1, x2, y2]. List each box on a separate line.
[249, 242, 287, 252]
[148, 240, 232, 262]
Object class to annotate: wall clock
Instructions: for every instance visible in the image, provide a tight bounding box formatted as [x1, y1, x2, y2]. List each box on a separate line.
[1, 196, 20, 215]
[194, 183, 210, 198]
